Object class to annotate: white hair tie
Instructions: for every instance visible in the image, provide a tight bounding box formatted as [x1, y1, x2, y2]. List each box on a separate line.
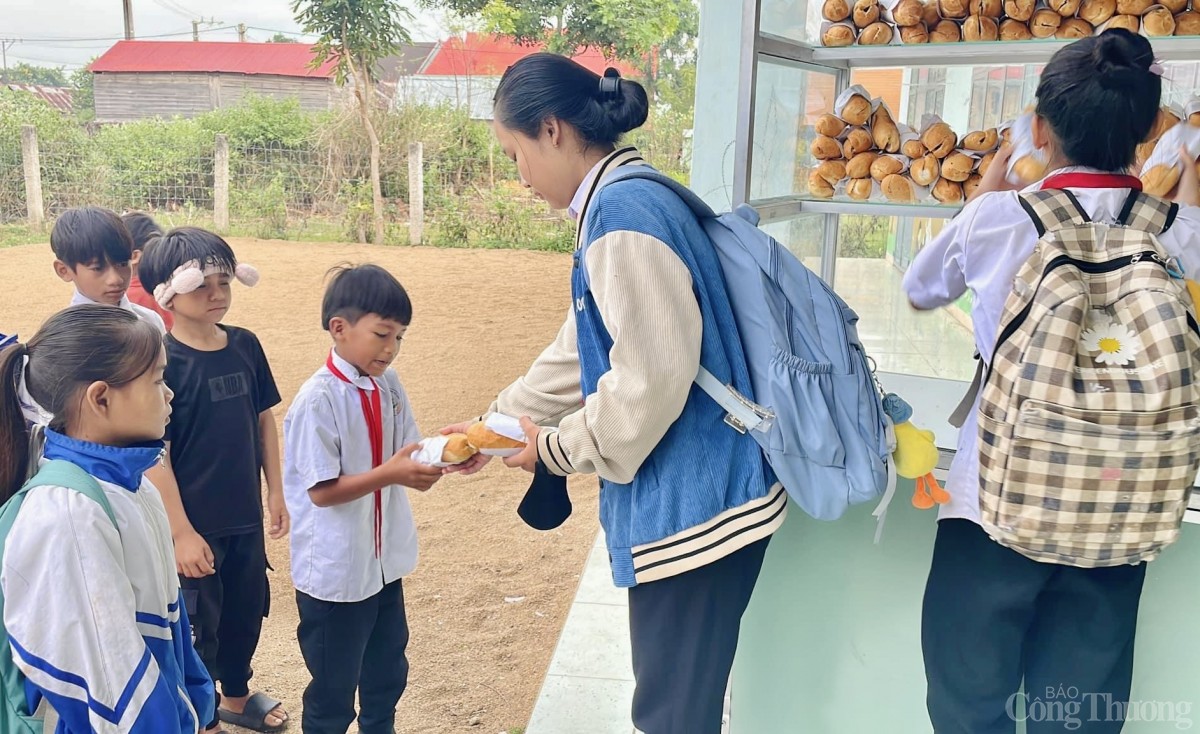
[154, 258, 260, 309]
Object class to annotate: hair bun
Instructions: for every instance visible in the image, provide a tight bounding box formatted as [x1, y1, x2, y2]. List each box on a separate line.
[601, 73, 649, 135]
[1092, 28, 1155, 89]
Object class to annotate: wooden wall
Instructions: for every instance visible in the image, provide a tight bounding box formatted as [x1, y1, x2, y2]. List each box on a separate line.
[95, 72, 334, 122]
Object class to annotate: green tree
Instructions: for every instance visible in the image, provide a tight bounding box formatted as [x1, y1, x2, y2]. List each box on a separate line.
[5, 63, 68, 87]
[293, 0, 413, 244]
[70, 62, 96, 122]
[270, 32, 300, 42]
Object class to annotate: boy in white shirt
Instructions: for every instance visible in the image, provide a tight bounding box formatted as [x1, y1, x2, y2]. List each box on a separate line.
[283, 263, 445, 734]
[50, 206, 166, 335]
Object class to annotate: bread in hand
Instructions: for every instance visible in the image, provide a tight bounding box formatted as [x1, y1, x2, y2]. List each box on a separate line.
[1142, 163, 1183, 197]
[441, 434, 478, 464]
[1012, 155, 1048, 184]
[467, 422, 526, 451]
[882, 174, 919, 202]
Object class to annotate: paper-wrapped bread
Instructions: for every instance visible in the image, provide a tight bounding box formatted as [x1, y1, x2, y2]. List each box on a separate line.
[847, 151, 881, 179]
[970, 0, 1004, 16]
[844, 128, 876, 158]
[813, 135, 844, 160]
[1079, 0, 1117, 24]
[940, 0, 969, 17]
[817, 160, 849, 185]
[1050, 0, 1083, 14]
[893, 0, 927, 24]
[1101, 13, 1142, 31]
[1012, 155, 1048, 184]
[978, 151, 996, 177]
[921, 122, 959, 158]
[441, 434, 478, 464]
[854, 0, 883, 26]
[872, 107, 902, 153]
[883, 174, 919, 202]
[1139, 123, 1200, 196]
[1161, 0, 1187, 12]
[847, 178, 875, 200]
[911, 155, 941, 186]
[1143, 6, 1177, 35]
[923, 0, 943, 23]
[467, 421, 526, 452]
[871, 155, 906, 181]
[841, 94, 874, 126]
[903, 138, 929, 158]
[1117, 0, 1152, 13]
[941, 152, 975, 182]
[1176, 10, 1200, 33]
[932, 178, 964, 204]
[1142, 164, 1182, 197]
[816, 114, 848, 137]
[1000, 18, 1035, 37]
[963, 173, 983, 200]
[860, 21, 895, 42]
[901, 22, 932, 41]
[824, 0, 853, 20]
[963, 128, 999, 152]
[809, 170, 836, 198]
[823, 23, 858, 45]
[1004, 0, 1036, 20]
[1057, 17, 1094, 36]
[931, 19, 964, 40]
[1031, 8, 1063, 35]
[963, 15, 1000, 38]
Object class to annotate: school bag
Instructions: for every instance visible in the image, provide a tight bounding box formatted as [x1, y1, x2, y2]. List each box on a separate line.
[583, 167, 895, 523]
[0, 460, 118, 732]
[977, 189, 1200, 567]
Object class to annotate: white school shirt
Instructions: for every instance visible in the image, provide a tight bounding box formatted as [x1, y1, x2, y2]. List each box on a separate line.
[283, 349, 422, 603]
[902, 167, 1200, 524]
[70, 288, 167, 335]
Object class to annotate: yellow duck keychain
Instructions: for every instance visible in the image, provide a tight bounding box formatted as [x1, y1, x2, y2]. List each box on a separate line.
[883, 394, 949, 510]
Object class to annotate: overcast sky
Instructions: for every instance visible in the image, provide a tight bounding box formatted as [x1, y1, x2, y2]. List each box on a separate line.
[2, 0, 448, 71]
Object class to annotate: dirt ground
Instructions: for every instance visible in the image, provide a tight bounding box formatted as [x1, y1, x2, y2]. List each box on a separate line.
[0, 239, 602, 733]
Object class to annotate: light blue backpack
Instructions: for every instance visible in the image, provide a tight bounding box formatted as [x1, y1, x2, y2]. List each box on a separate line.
[586, 168, 896, 524]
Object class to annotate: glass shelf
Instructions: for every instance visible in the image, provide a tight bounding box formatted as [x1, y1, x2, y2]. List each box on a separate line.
[751, 195, 961, 224]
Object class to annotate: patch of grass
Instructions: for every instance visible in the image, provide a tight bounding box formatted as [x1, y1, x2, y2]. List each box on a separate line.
[0, 223, 43, 249]
[508, 728, 525, 734]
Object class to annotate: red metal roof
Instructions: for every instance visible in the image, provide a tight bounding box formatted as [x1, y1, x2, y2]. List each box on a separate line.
[420, 33, 637, 77]
[6, 84, 73, 113]
[90, 41, 337, 78]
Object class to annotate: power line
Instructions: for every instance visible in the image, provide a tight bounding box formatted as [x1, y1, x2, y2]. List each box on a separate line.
[8, 26, 225, 44]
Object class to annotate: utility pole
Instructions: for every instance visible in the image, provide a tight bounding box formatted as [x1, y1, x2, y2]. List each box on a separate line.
[0, 39, 14, 83]
[237, 23, 246, 42]
[192, 19, 200, 41]
[122, 0, 135, 40]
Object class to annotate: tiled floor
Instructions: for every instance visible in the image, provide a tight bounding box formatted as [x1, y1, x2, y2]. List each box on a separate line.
[523, 259, 973, 733]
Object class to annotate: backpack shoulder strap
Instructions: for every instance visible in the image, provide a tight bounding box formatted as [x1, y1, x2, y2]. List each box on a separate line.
[20, 460, 117, 528]
[1117, 190, 1179, 234]
[1017, 189, 1091, 237]
[590, 166, 719, 221]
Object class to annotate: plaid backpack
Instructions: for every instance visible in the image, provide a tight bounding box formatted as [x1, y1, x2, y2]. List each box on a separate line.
[977, 189, 1200, 567]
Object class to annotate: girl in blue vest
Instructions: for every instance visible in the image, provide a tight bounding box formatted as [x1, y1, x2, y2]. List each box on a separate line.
[0, 305, 214, 733]
[445, 53, 785, 734]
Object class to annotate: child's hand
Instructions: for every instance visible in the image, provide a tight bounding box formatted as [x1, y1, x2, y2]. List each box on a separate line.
[502, 416, 542, 474]
[175, 530, 216, 578]
[1174, 146, 1200, 207]
[969, 144, 1018, 203]
[444, 452, 491, 476]
[267, 492, 289, 540]
[386, 443, 445, 491]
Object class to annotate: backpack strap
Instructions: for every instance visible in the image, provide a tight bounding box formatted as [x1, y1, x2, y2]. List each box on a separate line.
[1117, 190, 1179, 234]
[1017, 189, 1091, 237]
[20, 460, 117, 527]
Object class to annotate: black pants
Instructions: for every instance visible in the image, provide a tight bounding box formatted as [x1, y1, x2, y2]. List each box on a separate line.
[179, 530, 269, 727]
[627, 536, 770, 734]
[296, 580, 410, 734]
[923, 519, 1147, 734]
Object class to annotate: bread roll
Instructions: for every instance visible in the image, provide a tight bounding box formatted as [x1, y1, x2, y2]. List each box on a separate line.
[1030, 8, 1063, 35]
[1079, 0, 1117, 25]
[1012, 155, 1048, 184]
[854, 0, 883, 26]
[872, 107, 902, 153]
[847, 178, 875, 200]
[1000, 18, 1035, 37]
[817, 160, 849, 185]
[940, 0, 969, 18]
[901, 22, 932, 41]
[841, 95, 873, 126]
[1142, 163, 1182, 197]
[844, 128, 875, 158]
[860, 21, 895, 43]
[963, 173, 983, 200]
[1190, 110, 1200, 127]
[1057, 17, 1095, 36]
[816, 114, 848, 138]
[1103, 13, 1142, 30]
[1161, 0, 1187, 13]
[921, 122, 959, 158]
[823, 23, 858, 45]
[813, 135, 844, 160]
[893, 0, 927, 24]
[911, 155, 941, 186]
[1004, 0, 1036, 21]
[441, 434, 477, 464]
[1143, 6, 1176, 35]
[931, 18, 964, 40]
[871, 155, 906, 181]
[923, 0, 943, 24]
[1176, 10, 1200, 33]
[1146, 106, 1182, 142]
[903, 139, 929, 158]
[978, 151, 996, 177]
[467, 421, 526, 452]
[970, 0, 1004, 16]
[808, 170, 836, 198]
[848, 151, 881, 179]
[963, 128, 999, 151]
[824, 0, 853, 21]
[932, 178, 964, 204]
[1116, 0, 1152, 13]
[883, 174, 919, 202]
[1050, 0, 1082, 14]
[963, 14, 1000, 38]
[941, 152, 975, 182]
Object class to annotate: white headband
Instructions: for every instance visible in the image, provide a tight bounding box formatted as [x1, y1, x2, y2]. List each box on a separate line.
[18, 355, 53, 428]
[153, 258, 260, 309]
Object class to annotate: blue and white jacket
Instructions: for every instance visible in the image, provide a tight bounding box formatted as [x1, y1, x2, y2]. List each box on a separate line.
[493, 148, 786, 588]
[1, 430, 215, 733]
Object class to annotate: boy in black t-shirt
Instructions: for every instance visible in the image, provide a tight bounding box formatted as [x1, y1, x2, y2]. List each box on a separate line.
[141, 228, 290, 734]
